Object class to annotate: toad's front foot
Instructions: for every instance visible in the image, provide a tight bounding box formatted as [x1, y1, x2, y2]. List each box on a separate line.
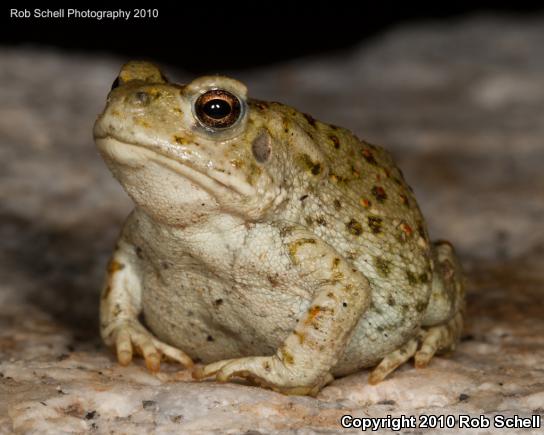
[193, 355, 334, 396]
[103, 319, 193, 372]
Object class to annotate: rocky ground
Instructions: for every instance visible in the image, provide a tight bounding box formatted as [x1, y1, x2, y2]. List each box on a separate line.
[1, 14, 544, 434]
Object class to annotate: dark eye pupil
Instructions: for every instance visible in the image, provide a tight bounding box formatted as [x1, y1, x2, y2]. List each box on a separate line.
[195, 89, 242, 129]
[203, 99, 231, 119]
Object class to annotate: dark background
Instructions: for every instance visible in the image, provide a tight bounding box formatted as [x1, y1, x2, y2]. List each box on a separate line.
[2, 3, 543, 73]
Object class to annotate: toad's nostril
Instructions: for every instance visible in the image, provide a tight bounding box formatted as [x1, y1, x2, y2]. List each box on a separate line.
[111, 77, 120, 90]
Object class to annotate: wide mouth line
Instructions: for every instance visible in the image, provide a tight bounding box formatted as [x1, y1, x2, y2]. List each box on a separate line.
[96, 135, 247, 196]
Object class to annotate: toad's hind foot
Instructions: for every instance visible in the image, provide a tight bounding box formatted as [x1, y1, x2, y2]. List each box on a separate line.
[368, 310, 463, 384]
[414, 310, 463, 368]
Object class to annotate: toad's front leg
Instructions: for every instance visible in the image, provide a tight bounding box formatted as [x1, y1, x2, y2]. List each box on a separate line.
[100, 221, 193, 372]
[194, 225, 372, 396]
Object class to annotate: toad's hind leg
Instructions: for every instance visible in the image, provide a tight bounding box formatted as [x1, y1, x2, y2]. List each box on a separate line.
[369, 240, 465, 384]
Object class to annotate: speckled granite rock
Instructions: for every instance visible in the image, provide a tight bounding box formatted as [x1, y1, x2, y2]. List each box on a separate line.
[1, 14, 544, 434]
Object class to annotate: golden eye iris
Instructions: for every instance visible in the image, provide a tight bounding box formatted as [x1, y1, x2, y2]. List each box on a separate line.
[195, 89, 241, 129]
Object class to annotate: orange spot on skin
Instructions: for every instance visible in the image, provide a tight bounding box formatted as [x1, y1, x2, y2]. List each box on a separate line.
[101, 285, 112, 300]
[400, 223, 413, 236]
[294, 331, 306, 344]
[107, 260, 125, 274]
[359, 198, 371, 208]
[305, 306, 322, 325]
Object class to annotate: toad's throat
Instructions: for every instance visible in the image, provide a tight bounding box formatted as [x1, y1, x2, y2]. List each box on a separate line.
[95, 135, 255, 197]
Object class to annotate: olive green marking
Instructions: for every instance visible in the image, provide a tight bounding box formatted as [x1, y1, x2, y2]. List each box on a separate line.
[288, 238, 317, 265]
[367, 216, 383, 234]
[415, 300, 429, 313]
[346, 219, 363, 236]
[298, 153, 322, 176]
[303, 113, 317, 127]
[316, 216, 327, 226]
[405, 270, 418, 286]
[419, 272, 430, 284]
[362, 148, 378, 165]
[371, 185, 388, 203]
[329, 134, 340, 149]
[374, 256, 391, 277]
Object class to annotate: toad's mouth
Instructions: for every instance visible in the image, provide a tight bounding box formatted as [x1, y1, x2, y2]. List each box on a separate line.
[95, 135, 256, 198]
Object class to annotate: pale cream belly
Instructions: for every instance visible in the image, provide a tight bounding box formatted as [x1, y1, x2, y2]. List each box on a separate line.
[141, 265, 422, 377]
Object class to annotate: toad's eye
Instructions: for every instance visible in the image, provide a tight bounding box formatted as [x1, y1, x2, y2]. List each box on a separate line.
[194, 89, 242, 129]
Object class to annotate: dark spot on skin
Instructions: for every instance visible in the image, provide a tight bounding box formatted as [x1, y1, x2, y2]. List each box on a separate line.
[393, 177, 403, 186]
[253, 101, 269, 110]
[135, 246, 144, 259]
[400, 194, 410, 207]
[267, 275, 280, 287]
[329, 134, 340, 149]
[406, 270, 418, 286]
[316, 216, 327, 226]
[207, 335, 214, 342]
[161, 262, 170, 270]
[251, 131, 272, 163]
[311, 163, 321, 176]
[374, 257, 391, 277]
[299, 194, 308, 201]
[303, 113, 316, 127]
[332, 257, 340, 268]
[419, 272, 430, 284]
[367, 216, 383, 234]
[371, 185, 387, 203]
[362, 148, 378, 165]
[342, 302, 348, 307]
[85, 411, 97, 420]
[346, 219, 363, 236]
[415, 300, 428, 312]
[387, 295, 396, 306]
[459, 393, 470, 401]
[333, 199, 342, 210]
[213, 298, 223, 306]
[298, 154, 322, 176]
[304, 216, 313, 226]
